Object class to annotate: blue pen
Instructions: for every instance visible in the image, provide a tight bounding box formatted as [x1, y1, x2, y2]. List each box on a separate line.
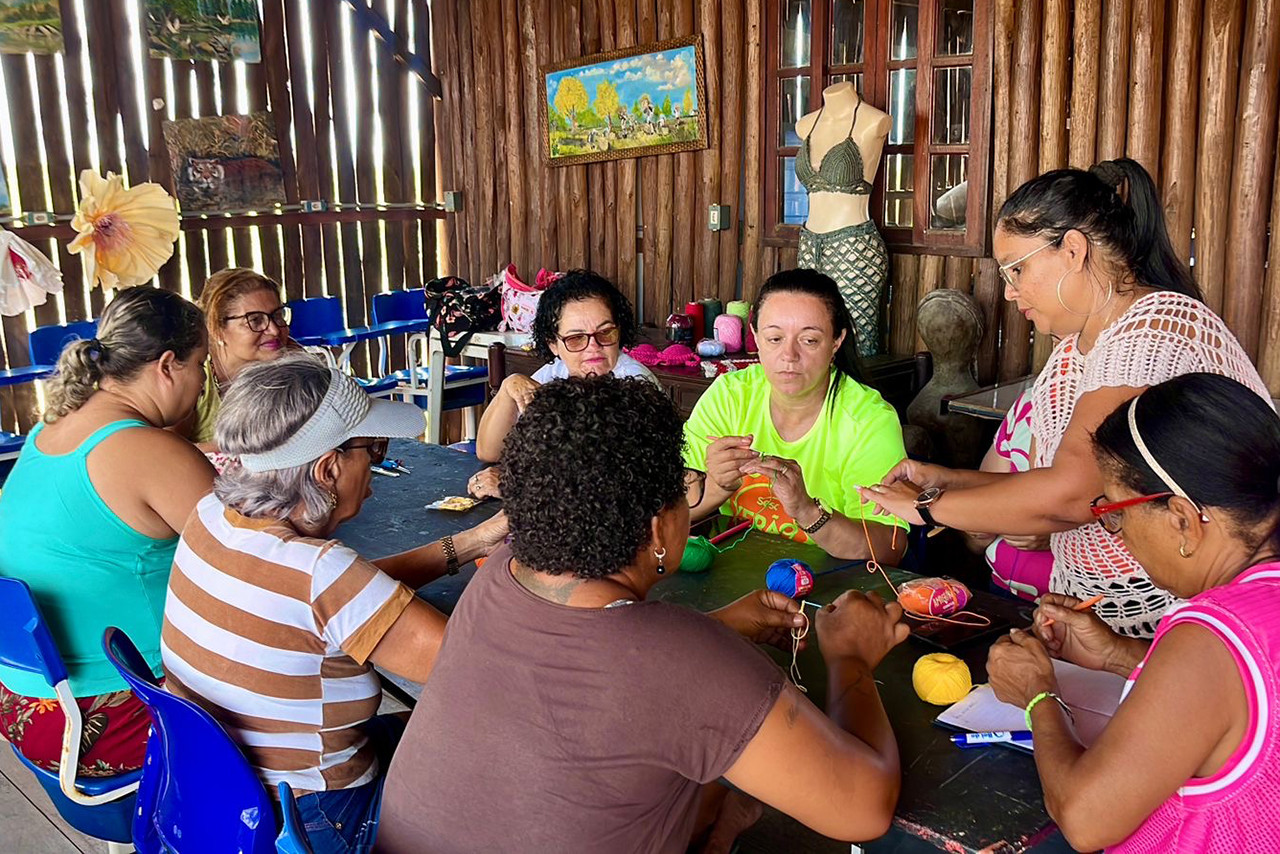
[950, 731, 1034, 748]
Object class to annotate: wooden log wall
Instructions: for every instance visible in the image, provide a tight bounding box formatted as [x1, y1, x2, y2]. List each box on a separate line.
[429, 0, 1280, 390]
[0, 0, 445, 432]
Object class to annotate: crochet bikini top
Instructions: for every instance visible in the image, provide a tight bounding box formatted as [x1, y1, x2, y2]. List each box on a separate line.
[795, 102, 873, 195]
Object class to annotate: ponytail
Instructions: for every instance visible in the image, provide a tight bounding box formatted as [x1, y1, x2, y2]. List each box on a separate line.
[43, 339, 105, 422]
[998, 158, 1201, 301]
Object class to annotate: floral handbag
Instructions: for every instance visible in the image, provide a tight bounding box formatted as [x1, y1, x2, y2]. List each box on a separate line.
[498, 264, 560, 333]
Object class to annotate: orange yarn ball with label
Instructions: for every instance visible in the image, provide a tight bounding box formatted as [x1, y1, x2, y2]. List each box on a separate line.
[896, 578, 971, 617]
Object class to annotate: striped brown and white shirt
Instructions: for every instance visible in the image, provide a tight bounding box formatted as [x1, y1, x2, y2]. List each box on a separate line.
[161, 493, 413, 793]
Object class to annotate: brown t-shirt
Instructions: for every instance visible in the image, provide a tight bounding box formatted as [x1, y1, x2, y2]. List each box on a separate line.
[376, 545, 786, 854]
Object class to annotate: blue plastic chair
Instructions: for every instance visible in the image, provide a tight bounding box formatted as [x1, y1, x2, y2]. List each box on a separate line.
[285, 296, 345, 341]
[276, 782, 315, 854]
[102, 627, 280, 854]
[0, 578, 139, 848]
[29, 319, 99, 365]
[370, 288, 428, 325]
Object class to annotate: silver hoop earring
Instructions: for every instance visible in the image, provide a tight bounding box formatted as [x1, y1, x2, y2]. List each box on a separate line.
[654, 546, 667, 575]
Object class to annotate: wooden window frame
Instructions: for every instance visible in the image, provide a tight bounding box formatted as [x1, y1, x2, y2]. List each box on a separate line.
[762, 0, 993, 257]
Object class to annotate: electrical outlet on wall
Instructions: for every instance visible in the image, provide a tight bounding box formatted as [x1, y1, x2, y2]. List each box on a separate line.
[444, 191, 464, 212]
[708, 204, 731, 231]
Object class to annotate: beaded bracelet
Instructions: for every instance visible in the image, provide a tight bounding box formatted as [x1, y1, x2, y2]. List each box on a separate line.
[1025, 691, 1074, 731]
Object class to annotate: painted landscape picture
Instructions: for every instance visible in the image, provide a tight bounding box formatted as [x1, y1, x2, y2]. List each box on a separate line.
[163, 112, 285, 213]
[147, 0, 260, 63]
[542, 36, 707, 167]
[0, 0, 63, 54]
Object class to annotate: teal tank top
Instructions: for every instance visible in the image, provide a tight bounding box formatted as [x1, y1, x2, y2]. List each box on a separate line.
[0, 419, 176, 698]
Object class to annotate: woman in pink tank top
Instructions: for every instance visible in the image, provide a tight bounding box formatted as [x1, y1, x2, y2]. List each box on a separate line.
[984, 373, 1280, 853]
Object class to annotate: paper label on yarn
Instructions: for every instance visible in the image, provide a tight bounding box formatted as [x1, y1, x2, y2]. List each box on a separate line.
[935, 659, 1126, 751]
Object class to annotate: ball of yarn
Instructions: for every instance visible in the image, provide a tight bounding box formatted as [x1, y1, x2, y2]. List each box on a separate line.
[898, 578, 971, 617]
[714, 314, 744, 352]
[696, 338, 726, 358]
[912, 653, 973, 705]
[765, 559, 814, 598]
[726, 299, 751, 321]
[679, 536, 717, 573]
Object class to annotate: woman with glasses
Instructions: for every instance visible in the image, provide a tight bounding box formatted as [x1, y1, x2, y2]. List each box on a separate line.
[187, 267, 299, 446]
[161, 356, 506, 853]
[860, 158, 1270, 637]
[471, 270, 655, 493]
[378, 376, 908, 853]
[684, 269, 909, 561]
[984, 374, 1280, 853]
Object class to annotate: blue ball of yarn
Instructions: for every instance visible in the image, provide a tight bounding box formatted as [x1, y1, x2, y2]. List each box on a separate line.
[765, 559, 815, 598]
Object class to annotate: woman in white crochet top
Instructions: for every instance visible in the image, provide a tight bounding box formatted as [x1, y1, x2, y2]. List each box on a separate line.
[861, 159, 1271, 637]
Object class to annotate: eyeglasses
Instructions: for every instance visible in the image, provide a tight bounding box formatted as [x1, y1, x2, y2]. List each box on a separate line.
[340, 437, 389, 466]
[558, 325, 621, 353]
[224, 306, 291, 333]
[1090, 492, 1173, 534]
[998, 240, 1058, 289]
[684, 468, 707, 508]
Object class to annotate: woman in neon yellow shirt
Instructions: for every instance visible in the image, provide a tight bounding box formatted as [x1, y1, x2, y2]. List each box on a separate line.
[684, 269, 908, 561]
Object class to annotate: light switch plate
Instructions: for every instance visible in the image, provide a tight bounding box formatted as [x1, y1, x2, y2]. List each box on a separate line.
[708, 204, 731, 231]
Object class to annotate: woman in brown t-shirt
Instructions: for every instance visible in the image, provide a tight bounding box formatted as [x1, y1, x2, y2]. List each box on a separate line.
[377, 376, 909, 853]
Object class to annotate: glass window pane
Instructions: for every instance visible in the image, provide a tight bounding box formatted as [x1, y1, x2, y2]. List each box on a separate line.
[780, 76, 811, 147]
[930, 154, 968, 229]
[937, 0, 975, 55]
[887, 68, 916, 145]
[781, 0, 812, 68]
[828, 72, 864, 95]
[889, 0, 918, 61]
[932, 66, 972, 145]
[782, 157, 810, 225]
[830, 0, 865, 66]
[883, 153, 914, 228]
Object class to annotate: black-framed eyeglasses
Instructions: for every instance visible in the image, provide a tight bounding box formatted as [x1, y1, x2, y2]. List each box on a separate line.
[684, 468, 706, 508]
[340, 437, 389, 465]
[558, 325, 621, 352]
[224, 306, 291, 333]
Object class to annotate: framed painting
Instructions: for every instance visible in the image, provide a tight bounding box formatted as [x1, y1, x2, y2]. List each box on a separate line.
[163, 112, 286, 213]
[146, 0, 261, 63]
[0, 0, 63, 55]
[540, 35, 708, 167]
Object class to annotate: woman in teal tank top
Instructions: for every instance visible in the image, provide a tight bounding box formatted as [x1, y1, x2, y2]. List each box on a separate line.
[0, 286, 213, 776]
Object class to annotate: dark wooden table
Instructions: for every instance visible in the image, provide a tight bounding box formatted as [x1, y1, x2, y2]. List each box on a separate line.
[340, 441, 1070, 853]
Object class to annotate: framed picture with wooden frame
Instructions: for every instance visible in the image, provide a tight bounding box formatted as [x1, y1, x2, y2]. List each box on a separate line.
[540, 35, 709, 167]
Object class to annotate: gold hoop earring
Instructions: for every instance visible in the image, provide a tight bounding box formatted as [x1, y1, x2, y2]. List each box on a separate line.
[1179, 542, 1193, 559]
[1055, 271, 1112, 317]
[654, 546, 667, 575]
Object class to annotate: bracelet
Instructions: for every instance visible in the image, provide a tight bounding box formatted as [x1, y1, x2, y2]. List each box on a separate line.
[1024, 691, 1073, 731]
[442, 535, 460, 575]
[801, 499, 832, 535]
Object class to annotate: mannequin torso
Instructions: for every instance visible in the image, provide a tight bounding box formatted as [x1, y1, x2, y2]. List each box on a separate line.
[794, 82, 891, 233]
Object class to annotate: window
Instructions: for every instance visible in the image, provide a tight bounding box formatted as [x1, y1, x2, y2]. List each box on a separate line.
[764, 0, 992, 255]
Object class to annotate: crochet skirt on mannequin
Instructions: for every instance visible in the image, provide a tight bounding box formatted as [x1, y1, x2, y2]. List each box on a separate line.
[797, 221, 888, 357]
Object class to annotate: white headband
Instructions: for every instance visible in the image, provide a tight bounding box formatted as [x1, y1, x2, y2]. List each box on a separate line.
[1126, 397, 1192, 502]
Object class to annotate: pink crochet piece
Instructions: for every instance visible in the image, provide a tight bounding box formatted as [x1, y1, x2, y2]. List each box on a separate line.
[626, 343, 701, 368]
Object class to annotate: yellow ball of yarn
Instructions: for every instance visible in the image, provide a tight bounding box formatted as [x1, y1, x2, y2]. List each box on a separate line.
[912, 653, 973, 706]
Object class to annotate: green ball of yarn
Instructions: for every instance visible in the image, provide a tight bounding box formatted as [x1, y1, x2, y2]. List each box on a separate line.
[679, 536, 717, 573]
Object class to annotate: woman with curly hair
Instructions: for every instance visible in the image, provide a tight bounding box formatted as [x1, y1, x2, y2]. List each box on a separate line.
[378, 376, 908, 853]
[473, 270, 654, 467]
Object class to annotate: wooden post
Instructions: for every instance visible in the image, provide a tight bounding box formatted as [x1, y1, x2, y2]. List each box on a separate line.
[990, 0, 1016, 219]
[694, 0, 721, 303]
[740, 0, 764, 303]
[1194, 0, 1245, 313]
[564, 0, 590, 270]
[1223, 0, 1280, 358]
[1096, 0, 1131, 161]
[1256, 107, 1280, 394]
[914, 256, 945, 353]
[490, 0, 512, 277]
[669, 0, 696, 313]
[1039, 0, 1069, 173]
[890, 255, 921, 356]
[1068, 0, 1101, 169]
[582, 0, 607, 275]
[615, 0, 639, 304]
[973, 258, 1002, 384]
[469, 0, 498, 279]
[1126, 0, 1166, 172]
[717, 0, 744, 304]
[639, 0, 666, 324]
[598, 0, 619, 284]
[1160, 0, 1203, 262]
[535, 0, 558, 270]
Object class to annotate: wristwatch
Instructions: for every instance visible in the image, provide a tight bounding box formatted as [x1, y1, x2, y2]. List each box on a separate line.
[914, 487, 945, 529]
[801, 498, 832, 535]
[442, 535, 460, 575]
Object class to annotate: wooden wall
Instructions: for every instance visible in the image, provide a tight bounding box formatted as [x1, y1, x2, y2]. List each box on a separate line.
[435, 0, 1280, 391]
[0, 0, 443, 432]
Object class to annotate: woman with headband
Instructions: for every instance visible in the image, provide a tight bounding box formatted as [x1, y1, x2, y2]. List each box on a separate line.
[985, 374, 1280, 853]
[860, 159, 1271, 637]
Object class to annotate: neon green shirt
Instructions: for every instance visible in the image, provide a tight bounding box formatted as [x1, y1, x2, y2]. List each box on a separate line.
[683, 365, 908, 543]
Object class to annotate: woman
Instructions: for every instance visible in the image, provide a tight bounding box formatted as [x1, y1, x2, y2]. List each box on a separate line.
[473, 269, 654, 468]
[377, 376, 908, 853]
[861, 159, 1270, 636]
[189, 267, 294, 445]
[986, 374, 1280, 852]
[161, 356, 506, 854]
[0, 287, 211, 776]
[684, 269, 908, 561]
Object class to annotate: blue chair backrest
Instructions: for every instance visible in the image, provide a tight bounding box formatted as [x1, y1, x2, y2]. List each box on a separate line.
[29, 320, 98, 366]
[0, 578, 69, 688]
[371, 289, 428, 324]
[286, 296, 345, 338]
[102, 628, 278, 854]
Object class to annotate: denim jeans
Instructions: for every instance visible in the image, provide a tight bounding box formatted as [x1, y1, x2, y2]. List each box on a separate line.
[291, 713, 406, 854]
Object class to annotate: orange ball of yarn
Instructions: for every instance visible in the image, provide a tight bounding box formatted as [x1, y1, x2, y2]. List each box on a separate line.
[897, 578, 971, 617]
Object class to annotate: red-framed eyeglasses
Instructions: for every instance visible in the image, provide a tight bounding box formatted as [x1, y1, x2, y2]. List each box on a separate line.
[1089, 492, 1173, 534]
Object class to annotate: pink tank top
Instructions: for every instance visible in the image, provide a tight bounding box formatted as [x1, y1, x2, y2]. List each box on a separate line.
[1109, 562, 1280, 853]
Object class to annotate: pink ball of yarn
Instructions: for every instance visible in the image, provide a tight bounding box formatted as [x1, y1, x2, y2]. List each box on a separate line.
[713, 314, 744, 352]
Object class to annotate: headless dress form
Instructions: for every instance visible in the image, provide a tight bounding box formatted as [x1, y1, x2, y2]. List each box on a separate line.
[795, 100, 889, 357]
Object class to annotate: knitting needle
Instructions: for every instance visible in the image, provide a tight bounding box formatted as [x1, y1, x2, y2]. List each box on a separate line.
[1040, 593, 1105, 628]
[709, 519, 753, 545]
